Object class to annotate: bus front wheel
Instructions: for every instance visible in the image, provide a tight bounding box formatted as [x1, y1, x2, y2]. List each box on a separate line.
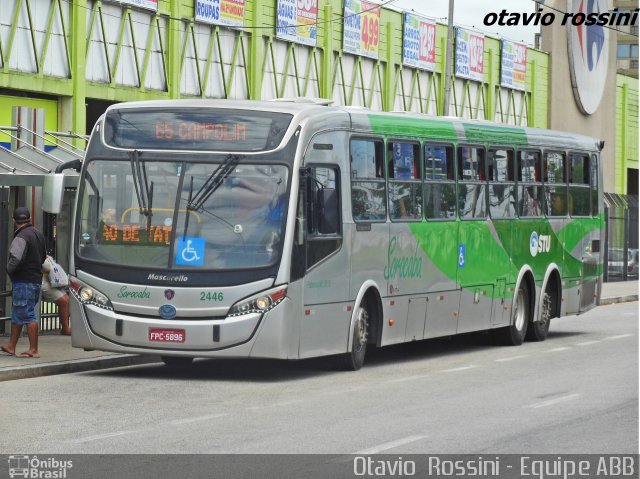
[341, 303, 369, 371]
[492, 283, 529, 346]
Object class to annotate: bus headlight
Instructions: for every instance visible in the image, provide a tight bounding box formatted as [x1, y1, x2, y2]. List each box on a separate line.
[69, 276, 114, 311]
[228, 286, 287, 317]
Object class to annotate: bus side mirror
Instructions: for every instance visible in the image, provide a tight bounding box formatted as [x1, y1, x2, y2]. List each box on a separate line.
[318, 188, 339, 235]
[42, 173, 65, 214]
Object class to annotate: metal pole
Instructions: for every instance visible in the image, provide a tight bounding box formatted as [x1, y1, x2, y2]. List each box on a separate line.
[443, 0, 455, 116]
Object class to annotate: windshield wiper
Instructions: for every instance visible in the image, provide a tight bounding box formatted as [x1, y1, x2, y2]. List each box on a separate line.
[129, 150, 153, 219]
[188, 154, 242, 212]
[182, 154, 242, 239]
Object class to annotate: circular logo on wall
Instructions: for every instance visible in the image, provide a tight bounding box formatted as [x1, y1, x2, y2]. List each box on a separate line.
[530, 232, 539, 257]
[567, 0, 610, 115]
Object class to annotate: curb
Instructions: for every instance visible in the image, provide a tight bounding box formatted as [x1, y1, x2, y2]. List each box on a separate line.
[0, 354, 161, 382]
[599, 295, 639, 306]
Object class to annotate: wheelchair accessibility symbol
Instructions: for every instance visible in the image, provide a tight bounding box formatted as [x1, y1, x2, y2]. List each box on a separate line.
[176, 237, 205, 266]
[458, 244, 466, 268]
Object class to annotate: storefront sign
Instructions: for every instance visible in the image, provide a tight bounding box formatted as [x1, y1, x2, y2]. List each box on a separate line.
[567, 0, 610, 115]
[343, 0, 380, 60]
[196, 0, 245, 28]
[402, 12, 437, 71]
[455, 27, 484, 82]
[109, 0, 157, 11]
[500, 39, 527, 91]
[276, 0, 318, 47]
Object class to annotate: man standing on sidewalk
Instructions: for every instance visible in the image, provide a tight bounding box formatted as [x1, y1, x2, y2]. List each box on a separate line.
[0, 207, 46, 358]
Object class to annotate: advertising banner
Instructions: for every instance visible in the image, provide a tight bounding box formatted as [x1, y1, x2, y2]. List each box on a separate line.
[110, 0, 158, 11]
[195, 0, 245, 28]
[500, 39, 527, 91]
[276, 0, 318, 47]
[343, 0, 380, 60]
[455, 27, 484, 82]
[402, 12, 437, 71]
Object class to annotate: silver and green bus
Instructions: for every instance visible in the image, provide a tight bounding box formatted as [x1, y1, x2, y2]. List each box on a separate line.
[65, 99, 604, 370]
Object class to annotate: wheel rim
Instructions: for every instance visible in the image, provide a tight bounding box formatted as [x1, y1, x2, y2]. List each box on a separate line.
[514, 289, 526, 331]
[354, 307, 368, 352]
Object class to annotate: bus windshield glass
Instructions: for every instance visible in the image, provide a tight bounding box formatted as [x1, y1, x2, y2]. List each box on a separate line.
[103, 108, 293, 151]
[76, 159, 289, 270]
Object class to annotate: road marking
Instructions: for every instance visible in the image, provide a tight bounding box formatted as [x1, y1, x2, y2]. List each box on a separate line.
[441, 365, 479, 373]
[574, 340, 601, 346]
[546, 347, 572, 352]
[604, 334, 633, 341]
[495, 355, 529, 363]
[355, 435, 428, 454]
[169, 413, 226, 425]
[66, 430, 135, 443]
[386, 374, 430, 383]
[526, 393, 581, 409]
[246, 400, 302, 411]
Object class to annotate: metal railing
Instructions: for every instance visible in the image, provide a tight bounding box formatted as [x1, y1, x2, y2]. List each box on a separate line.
[604, 193, 639, 282]
[0, 290, 62, 335]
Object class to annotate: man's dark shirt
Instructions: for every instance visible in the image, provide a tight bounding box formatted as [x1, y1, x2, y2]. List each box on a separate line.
[7, 223, 46, 284]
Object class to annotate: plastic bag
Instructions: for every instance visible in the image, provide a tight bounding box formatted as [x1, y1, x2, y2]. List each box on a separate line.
[46, 256, 68, 288]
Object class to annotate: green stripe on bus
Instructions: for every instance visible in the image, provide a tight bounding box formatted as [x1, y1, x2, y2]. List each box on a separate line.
[462, 123, 528, 145]
[368, 115, 458, 141]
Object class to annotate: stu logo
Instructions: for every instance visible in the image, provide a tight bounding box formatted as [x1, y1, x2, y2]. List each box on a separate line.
[530, 231, 551, 257]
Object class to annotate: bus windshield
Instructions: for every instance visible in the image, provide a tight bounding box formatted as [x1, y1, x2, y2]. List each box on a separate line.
[76, 159, 289, 271]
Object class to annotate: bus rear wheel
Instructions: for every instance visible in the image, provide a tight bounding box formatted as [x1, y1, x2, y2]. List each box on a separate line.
[492, 283, 529, 346]
[341, 303, 369, 371]
[161, 356, 194, 368]
[526, 283, 554, 342]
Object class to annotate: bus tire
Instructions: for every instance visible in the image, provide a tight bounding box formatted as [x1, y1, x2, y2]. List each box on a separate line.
[526, 282, 555, 342]
[341, 302, 369, 371]
[161, 356, 194, 368]
[492, 283, 529, 346]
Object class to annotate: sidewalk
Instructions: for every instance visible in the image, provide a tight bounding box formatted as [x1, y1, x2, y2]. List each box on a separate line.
[0, 281, 637, 382]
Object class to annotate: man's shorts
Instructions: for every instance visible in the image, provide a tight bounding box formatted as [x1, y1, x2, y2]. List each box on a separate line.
[41, 278, 66, 302]
[11, 282, 41, 326]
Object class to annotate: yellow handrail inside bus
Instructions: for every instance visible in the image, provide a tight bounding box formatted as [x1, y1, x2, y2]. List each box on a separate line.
[120, 208, 202, 223]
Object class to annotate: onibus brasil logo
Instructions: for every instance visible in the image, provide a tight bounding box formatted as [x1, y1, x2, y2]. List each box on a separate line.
[530, 231, 551, 257]
[8, 455, 73, 478]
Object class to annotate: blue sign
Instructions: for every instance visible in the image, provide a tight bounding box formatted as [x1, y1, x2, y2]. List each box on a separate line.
[176, 237, 205, 266]
[458, 244, 466, 268]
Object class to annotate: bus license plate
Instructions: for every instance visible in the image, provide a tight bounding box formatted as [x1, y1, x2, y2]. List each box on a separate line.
[149, 328, 185, 343]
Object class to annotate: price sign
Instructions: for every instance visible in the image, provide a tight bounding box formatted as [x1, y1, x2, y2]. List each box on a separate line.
[360, 3, 380, 54]
[402, 12, 436, 71]
[343, 0, 380, 59]
[500, 39, 527, 90]
[455, 27, 484, 82]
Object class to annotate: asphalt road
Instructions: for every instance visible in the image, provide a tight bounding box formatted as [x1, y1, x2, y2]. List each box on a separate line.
[1, 301, 637, 455]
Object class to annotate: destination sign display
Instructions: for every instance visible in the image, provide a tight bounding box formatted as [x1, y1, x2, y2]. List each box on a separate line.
[102, 223, 172, 245]
[103, 108, 293, 151]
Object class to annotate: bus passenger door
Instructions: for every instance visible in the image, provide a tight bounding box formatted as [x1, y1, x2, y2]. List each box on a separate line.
[298, 165, 352, 358]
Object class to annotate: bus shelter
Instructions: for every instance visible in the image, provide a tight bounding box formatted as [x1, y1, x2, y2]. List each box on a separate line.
[0, 126, 81, 334]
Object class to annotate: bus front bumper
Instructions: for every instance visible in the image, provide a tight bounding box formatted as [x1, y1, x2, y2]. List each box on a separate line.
[69, 296, 295, 359]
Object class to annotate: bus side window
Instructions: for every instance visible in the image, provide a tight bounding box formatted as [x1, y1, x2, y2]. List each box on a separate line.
[457, 145, 487, 219]
[591, 154, 599, 216]
[517, 150, 543, 217]
[544, 151, 568, 217]
[304, 166, 342, 270]
[350, 138, 386, 221]
[488, 148, 516, 219]
[424, 143, 456, 220]
[388, 141, 422, 221]
[568, 152, 590, 217]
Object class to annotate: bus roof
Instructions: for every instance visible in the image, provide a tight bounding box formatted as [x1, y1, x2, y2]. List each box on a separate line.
[104, 99, 601, 153]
